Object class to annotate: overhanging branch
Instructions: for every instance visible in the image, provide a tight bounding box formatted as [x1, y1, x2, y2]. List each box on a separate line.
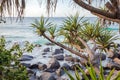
[73, 0, 120, 23]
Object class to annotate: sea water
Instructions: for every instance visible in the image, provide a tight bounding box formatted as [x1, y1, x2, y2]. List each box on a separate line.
[0, 17, 119, 45]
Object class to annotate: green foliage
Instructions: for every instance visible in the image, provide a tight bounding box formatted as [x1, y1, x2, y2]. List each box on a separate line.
[0, 36, 34, 80]
[59, 14, 88, 48]
[95, 30, 119, 51]
[80, 21, 103, 40]
[31, 14, 120, 80]
[32, 14, 119, 54]
[31, 16, 53, 36]
[48, 25, 56, 39]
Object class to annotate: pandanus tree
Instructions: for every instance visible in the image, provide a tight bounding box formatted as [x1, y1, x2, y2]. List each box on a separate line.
[32, 14, 119, 65]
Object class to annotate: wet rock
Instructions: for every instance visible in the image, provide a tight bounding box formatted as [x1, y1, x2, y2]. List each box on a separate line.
[38, 64, 47, 70]
[39, 72, 56, 80]
[53, 48, 64, 55]
[27, 69, 34, 74]
[29, 64, 38, 69]
[43, 47, 50, 52]
[47, 58, 60, 70]
[35, 44, 41, 47]
[44, 68, 56, 72]
[21, 63, 31, 68]
[19, 55, 33, 61]
[54, 54, 64, 61]
[61, 63, 71, 70]
[42, 52, 48, 55]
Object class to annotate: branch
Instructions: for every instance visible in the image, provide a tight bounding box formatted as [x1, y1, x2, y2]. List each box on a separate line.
[92, 12, 120, 23]
[77, 37, 94, 60]
[73, 0, 120, 23]
[42, 33, 88, 60]
[71, 43, 85, 52]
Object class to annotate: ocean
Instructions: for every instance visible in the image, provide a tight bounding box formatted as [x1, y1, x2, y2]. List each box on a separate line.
[0, 17, 119, 45]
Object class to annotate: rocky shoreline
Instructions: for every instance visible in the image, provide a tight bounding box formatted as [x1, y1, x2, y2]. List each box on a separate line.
[19, 43, 120, 80]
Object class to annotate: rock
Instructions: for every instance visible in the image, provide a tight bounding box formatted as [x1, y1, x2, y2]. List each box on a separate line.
[101, 53, 106, 60]
[54, 54, 64, 61]
[61, 63, 71, 70]
[94, 53, 106, 61]
[64, 56, 73, 62]
[53, 48, 64, 55]
[65, 54, 72, 57]
[38, 64, 47, 70]
[42, 52, 48, 55]
[27, 69, 34, 74]
[60, 48, 64, 53]
[29, 74, 36, 80]
[48, 56, 53, 58]
[45, 43, 55, 46]
[21, 63, 31, 68]
[43, 56, 47, 58]
[113, 58, 120, 65]
[47, 58, 60, 70]
[39, 72, 56, 80]
[35, 44, 41, 47]
[73, 57, 80, 62]
[43, 47, 50, 52]
[56, 68, 65, 76]
[117, 44, 120, 47]
[19, 55, 33, 61]
[44, 68, 56, 72]
[29, 64, 38, 69]
[105, 61, 120, 70]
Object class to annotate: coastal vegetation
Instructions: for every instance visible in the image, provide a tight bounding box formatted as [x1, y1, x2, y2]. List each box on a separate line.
[32, 14, 120, 79]
[0, 0, 120, 80]
[0, 36, 34, 80]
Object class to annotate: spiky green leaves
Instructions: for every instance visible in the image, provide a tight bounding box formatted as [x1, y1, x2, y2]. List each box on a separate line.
[65, 61, 116, 80]
[95, 30, 119, 51]
[59, 14, 87, 49]
[32, 16, 53, 36]
[48, 25, 56, 39]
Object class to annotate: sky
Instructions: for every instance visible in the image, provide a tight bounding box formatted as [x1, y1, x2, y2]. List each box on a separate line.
[24, 0, 95, 17]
